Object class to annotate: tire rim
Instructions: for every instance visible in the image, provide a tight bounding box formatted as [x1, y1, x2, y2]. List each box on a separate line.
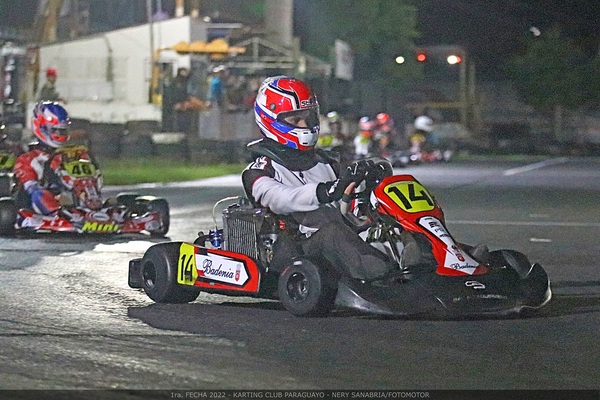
[286, 271, 309, 302]
[143, 262, 157, 289]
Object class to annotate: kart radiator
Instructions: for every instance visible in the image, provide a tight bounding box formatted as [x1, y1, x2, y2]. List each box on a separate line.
[222, 206, 271, 260]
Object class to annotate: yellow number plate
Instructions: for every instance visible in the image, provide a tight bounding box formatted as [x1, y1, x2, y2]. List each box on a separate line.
[177, 243, 198, 285]
[383, 181, 435, 213]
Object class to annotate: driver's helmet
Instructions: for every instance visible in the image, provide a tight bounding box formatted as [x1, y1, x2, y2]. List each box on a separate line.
[376, 113, 394, 132]
[414, 115, 434, 133]
[254, 76, 320, 151]
[32, 101, 70, 148]
[359, 116, 374, 131]
[327, 111, 340, 125]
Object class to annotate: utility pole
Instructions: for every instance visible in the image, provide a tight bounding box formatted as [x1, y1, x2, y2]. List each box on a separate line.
[175, 0, 185, 17]
[147, 0, 156, 103]
[35, 0, 63, 44]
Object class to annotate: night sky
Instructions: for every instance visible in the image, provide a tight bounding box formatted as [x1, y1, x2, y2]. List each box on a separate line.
[2, 0, 600, 79]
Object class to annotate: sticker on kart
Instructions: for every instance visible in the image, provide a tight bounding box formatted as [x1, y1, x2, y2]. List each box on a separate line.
[81, 221, 119, 232]
[383, 180, 435, 213]
[177, 243, 259, 292]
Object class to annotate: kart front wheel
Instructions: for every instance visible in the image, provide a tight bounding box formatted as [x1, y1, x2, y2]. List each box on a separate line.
[0, 175, 13, 197]
[141, 243, 200, 303]
[277, 258, 337, 317]
[0, 197, 16, 236]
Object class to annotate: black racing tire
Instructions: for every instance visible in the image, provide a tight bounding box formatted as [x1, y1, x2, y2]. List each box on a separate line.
[277, 258, 337, 317]
[0, 175, 13, 197]
[146, 198, 170, 237]
[141, 242, 200, 303]
[0, 197, 17, 236]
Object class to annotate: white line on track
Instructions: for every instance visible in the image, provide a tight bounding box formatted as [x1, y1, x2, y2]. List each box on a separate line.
[449, 220, 600, 228]
[502, 157, 569, 176]
[106, 175, 242, 191]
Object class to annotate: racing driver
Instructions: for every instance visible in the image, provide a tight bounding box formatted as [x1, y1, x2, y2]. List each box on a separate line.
[242, 76, 399, 282]
[14, 101, 99, 216]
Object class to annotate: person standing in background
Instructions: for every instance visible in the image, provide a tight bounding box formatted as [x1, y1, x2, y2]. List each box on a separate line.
[207, 65, 227, 108]
[162, 67, 197, 133]
[37, 68, 67, 104]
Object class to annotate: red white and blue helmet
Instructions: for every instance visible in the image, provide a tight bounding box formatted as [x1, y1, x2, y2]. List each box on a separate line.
[359, 116, 374, 131]
[376, 112, 394, 132]
[32, 101, 70, 148]
[254, 76, 320, 151]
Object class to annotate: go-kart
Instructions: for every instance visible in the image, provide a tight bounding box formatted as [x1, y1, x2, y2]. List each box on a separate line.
[0, 145, 169, 237]
[128, 158, 551, 318]
[387, 147, 453, 168]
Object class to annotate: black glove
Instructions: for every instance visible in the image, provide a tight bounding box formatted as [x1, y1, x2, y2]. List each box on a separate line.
[317, 160, 374, 203]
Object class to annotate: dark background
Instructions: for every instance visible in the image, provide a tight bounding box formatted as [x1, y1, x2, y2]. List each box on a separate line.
[2, 0, 600, 80]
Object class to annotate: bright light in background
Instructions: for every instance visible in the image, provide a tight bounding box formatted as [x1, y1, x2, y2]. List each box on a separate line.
[395, 56, 405, 64]
[447, 54, 462, 64]
[416, 52, 427, 62]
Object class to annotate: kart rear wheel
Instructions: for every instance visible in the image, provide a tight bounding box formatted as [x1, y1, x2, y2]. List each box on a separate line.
[277, 258, 336, 317]
[146, 198, 170, 237]
[0, 197, 16, 236]
[141, 243, 200, 303]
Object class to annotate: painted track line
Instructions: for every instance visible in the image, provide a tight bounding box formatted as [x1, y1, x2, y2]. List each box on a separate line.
[449, 220, 600, 228]
[502, 157, 569, 176]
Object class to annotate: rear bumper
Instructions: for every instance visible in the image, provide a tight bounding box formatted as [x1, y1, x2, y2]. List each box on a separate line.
[128, 258, 143, 288]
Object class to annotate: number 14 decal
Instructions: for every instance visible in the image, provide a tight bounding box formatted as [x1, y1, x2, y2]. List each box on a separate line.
[384, 181, 435, 213]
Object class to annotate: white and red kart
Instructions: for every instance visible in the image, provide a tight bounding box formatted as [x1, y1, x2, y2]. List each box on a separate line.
[0, 145, 169, 237]
[128, 158, 551, 318]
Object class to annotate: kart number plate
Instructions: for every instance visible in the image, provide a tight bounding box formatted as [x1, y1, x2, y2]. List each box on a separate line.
[383, 181, 435, 213]
[63, 160, 96, 178]
[178, 243, 198, 285]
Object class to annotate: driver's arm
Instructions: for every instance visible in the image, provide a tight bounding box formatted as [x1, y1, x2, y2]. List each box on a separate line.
[242, 157, 326, 214]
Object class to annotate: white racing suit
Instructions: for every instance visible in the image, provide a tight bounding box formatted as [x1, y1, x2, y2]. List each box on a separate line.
[242, 139, 396, 281]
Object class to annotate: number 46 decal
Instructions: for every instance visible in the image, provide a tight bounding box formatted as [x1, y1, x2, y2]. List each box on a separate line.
[384, 181, 435, 213]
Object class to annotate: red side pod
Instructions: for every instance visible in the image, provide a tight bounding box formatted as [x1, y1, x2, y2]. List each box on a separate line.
[373, 175, 486, 276]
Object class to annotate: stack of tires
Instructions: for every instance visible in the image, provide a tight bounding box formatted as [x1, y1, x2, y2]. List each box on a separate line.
[152, 132, 188, 159]
[88, 123, 124, 160]
[187, 138, 248, 164]
[68, 118, 91, 147]
[121, 120, 159, 158]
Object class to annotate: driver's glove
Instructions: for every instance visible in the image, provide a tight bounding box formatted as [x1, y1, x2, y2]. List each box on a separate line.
[316, 160, 373, 203]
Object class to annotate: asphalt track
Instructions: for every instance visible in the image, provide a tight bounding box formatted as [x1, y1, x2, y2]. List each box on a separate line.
[0, 157, 599, 398]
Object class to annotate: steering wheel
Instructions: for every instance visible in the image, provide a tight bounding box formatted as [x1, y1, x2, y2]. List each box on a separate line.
[339, 157, 393, 226]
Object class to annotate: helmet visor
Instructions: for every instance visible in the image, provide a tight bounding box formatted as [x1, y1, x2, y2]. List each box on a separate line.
[50, 127, 69, 143]
[277, 107, 320, 130]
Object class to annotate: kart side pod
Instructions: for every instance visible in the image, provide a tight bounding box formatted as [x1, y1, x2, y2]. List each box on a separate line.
[128, 241, 262, 303]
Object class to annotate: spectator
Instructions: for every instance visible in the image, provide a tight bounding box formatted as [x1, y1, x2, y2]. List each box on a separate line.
[207, 65, 227, 108]
[37, 68, 67, 103]
[162, 67, 204, 133]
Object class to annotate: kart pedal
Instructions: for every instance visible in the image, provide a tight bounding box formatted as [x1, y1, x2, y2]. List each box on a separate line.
[128, 258, 143, 288]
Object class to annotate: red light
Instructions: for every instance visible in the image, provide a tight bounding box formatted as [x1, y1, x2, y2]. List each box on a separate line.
[417, 52, 427, 62]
